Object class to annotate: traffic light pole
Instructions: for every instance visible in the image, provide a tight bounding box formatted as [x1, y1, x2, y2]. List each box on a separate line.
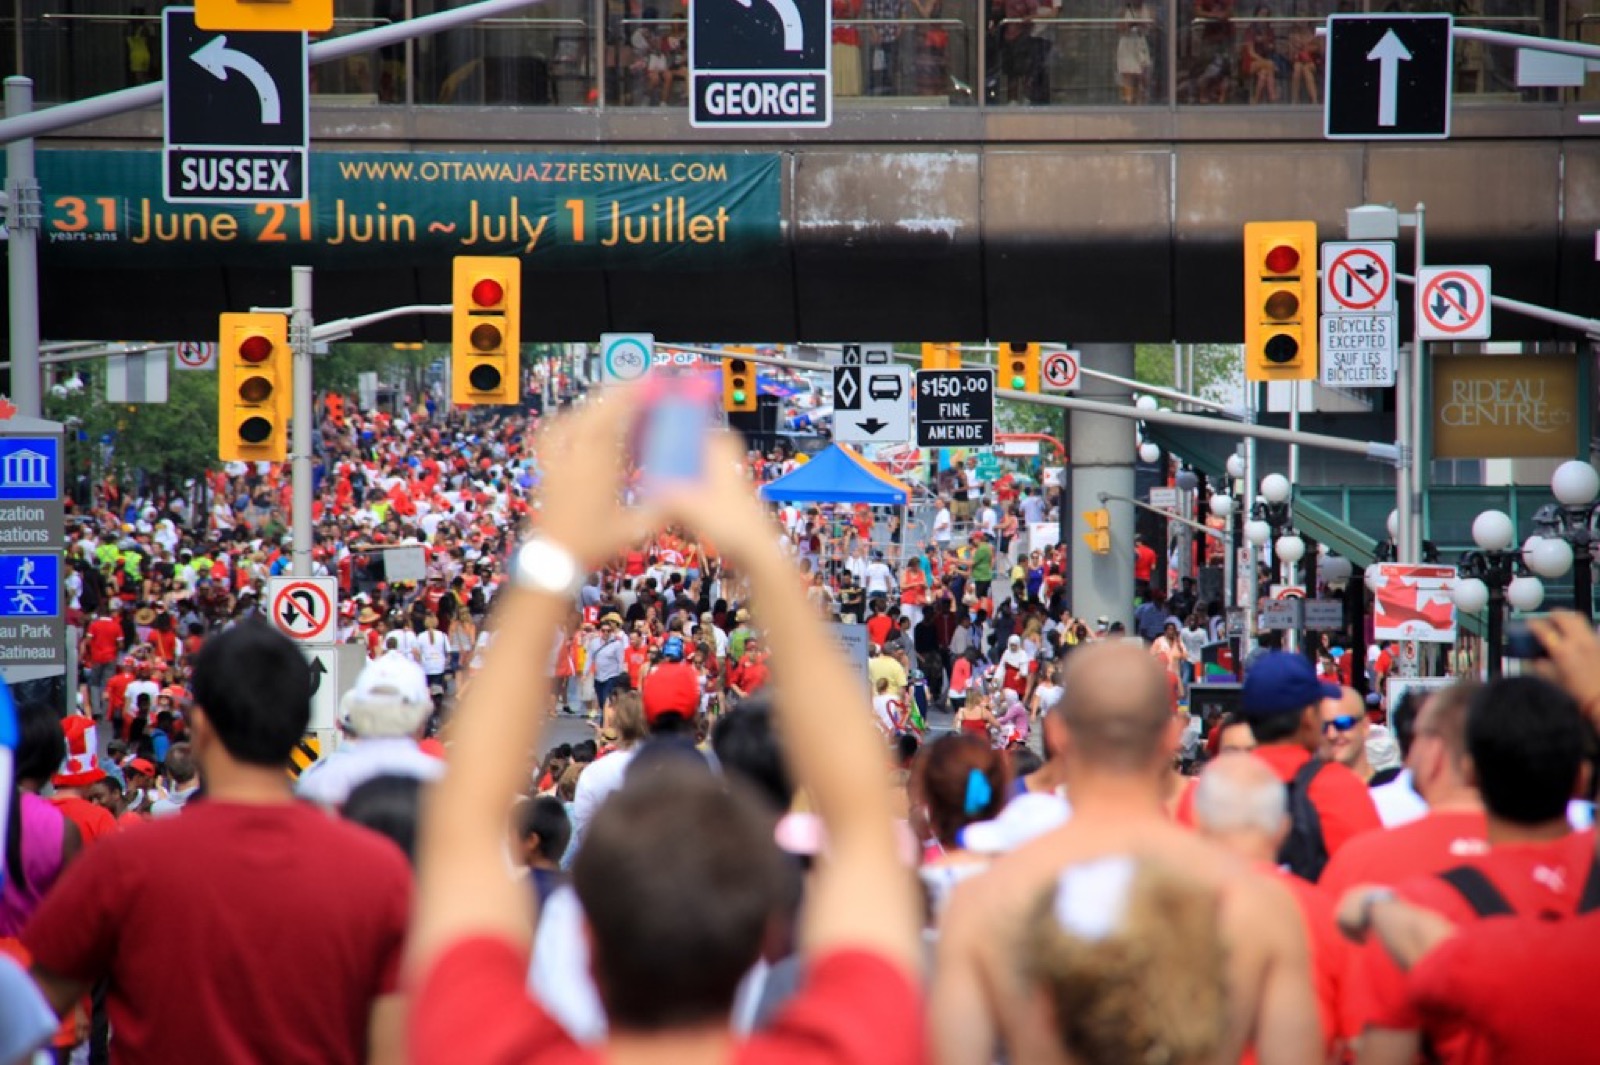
[5, 77, 40, 418]
[291, 266, 315, 579]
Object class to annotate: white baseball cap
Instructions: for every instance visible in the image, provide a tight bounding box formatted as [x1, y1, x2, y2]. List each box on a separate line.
[349, 652, 431, 710]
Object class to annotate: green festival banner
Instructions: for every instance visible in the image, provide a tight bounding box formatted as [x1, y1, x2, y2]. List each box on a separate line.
[32, 150, 781, 270]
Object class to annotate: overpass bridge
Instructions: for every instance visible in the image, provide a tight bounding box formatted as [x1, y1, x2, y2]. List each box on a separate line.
[5, 0, 1600, 345]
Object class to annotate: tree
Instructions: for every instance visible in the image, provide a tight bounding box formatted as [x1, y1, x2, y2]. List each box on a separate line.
[997, 343, 1244, 438]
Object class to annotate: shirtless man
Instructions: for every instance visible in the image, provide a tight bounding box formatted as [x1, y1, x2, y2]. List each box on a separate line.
[931, 640, 1321, 1065]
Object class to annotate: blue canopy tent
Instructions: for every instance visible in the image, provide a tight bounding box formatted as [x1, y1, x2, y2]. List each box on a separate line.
[759, 444, 910, 506]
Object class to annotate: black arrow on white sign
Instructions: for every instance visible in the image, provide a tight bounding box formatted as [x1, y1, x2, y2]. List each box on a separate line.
[856, 418, 889, 435]
[308, 656, 326, 696]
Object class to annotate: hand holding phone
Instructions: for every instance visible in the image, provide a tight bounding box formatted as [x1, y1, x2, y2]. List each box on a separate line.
[634, 374, 717, 496]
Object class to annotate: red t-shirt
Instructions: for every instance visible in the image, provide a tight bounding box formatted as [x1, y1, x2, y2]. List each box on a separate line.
[1353, 830, 1597, 1061]
[24, 800, 412, 1065]
[1319, 809, 1490, 904]
[85, 617, 122, 665]
[1407, 910, 1600, 1062]
[409, 937, 925, 1065]
[1251, 745, 1382, 862]
[1133, 543, 1157, 581]
[866, 614, 895, 648]
[1272, 869, 1346, 1060]
[624, 646, 649, 687]
[51, 795, 118, 847]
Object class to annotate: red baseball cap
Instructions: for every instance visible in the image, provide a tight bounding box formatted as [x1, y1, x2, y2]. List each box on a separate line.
[641, 662, 699, 725]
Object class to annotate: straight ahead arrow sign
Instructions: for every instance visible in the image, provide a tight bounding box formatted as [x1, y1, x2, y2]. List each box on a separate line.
[1367, 29, 1412, 128]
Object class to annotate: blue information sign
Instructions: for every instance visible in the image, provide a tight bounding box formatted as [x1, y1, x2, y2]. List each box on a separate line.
[0, 437, 61, 502]
[0, 554, 60, 619]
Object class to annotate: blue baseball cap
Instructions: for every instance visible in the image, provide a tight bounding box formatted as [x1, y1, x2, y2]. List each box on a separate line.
[1242, 652, 1341, 719]
[661, 636, 685, 662]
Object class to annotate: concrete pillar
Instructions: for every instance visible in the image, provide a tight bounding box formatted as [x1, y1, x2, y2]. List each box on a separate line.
[1070, 344, 1137, 631]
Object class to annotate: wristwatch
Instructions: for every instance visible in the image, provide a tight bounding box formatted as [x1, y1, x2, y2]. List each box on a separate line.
[511, 538, 584, 599]
[1358, 887, 1398, 933]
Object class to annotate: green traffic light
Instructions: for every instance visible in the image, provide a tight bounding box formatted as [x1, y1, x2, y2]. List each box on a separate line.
[1011, 375, 1026, 390]
[732, 390, 747, 404]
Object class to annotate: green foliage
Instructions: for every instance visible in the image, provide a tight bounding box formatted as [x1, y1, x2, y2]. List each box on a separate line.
[46, 357, 220, 489]
[315, 341, 442, 396]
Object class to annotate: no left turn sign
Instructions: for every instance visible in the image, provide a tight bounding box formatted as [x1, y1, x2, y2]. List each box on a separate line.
[1417, 266, 1491, 340]
[1321, 242, 1395, 313]
[269, 575, 337, 643]
[1042, 350, 1081, 392]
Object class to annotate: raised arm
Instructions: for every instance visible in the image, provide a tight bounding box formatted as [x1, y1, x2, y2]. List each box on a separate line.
[408, 395, 648, 973]
[665, 434, 922, 975]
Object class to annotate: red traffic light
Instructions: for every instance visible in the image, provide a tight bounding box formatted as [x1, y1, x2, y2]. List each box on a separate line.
[238, 334, 274, 363]
[470, 278, 505, 307]
[1264, 244, 1300, 275]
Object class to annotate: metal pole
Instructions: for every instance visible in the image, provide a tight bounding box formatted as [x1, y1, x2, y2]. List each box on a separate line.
[291, 266, 314, 579]
[1408, 203, 1427, 566]
[1575, 551, 1593, 620]
[5, 76, 40, 418]
[1486, 583, 1504, 681]
[1243, 384, 1259, 654]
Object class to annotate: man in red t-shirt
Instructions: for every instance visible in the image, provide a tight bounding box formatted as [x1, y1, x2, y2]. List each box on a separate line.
[1132, 534, 1157, 597]
[1335, 675, 1596, 1065]
[79, 604, 123, 720]
[406, 410, 922, 1065]
[1242, 653, 1381, 871]
[728, 639, 770, 702]
[25, 621, 412, 1065]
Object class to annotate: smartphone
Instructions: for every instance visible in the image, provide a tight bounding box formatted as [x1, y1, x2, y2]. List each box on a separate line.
[635, 374, 716, 495]
[1503, 620, 1548, 660]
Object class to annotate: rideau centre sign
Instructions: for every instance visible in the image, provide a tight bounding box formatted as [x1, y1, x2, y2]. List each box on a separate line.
[1432, 354, 1580, 459]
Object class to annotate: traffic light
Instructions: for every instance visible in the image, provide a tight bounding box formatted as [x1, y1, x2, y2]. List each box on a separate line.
[1244, 221, 1318, 382]
[218, 312, 290, 462]
[723, 347, 758, 413]
[197, 0, 333, 31]
[1002, 342, 1041, 392]
[452, 256, 522, 406]
[921, 342, 961, 370]
[1082, 509, 1112, 555]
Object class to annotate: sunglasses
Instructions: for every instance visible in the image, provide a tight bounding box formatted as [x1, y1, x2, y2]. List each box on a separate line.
[1321, 715, 1359, 734]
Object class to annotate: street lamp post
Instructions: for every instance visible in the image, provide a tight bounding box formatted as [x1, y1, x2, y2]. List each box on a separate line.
[1527, 460, 1600, 619]
[1248, 473, 1303, 652]
[1453, 510, 1546, 681]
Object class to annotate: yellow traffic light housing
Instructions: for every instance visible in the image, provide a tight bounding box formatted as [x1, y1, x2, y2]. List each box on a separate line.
[1082, 509, 1111, 555]
[723, 347, 758, 413]
[452, 256, 522, 407]
[1244, 221, 1318, 381]
[1003, 342, 1041, 392]
[921, 342, 961, 370]
[218, 312, 290, 463]
[196, 0, 332, 31]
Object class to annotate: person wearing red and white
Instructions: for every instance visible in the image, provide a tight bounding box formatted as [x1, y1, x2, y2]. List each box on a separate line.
[406, 400, 923, 1065]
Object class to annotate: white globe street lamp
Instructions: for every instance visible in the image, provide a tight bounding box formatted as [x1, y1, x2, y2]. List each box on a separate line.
[1275, 534, 1306, 564]
[1523, 536, 1574, 580]
[1138, 442, 1161, 464]
[1551, 460, 1600, 508]
[1245, 520, 1272, 546]
[1260, 473, 1291, 505]
[1386, 509, 1399, 540]
[1470, 510, 1516, 553]
[1210, 494, 1234, 519]
[1451, 577, 1489, 614]
[1506, 576, 1546, 613]
[1226, 453, 1246, 480]
[1135, 394, 1159, 412]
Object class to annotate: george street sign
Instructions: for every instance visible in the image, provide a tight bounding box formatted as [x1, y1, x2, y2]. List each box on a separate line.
[690, 0, 831, 128]
[915, 368, 995, 448]
[1324, 14, 1453, 140]
[163, 7, 308, 204]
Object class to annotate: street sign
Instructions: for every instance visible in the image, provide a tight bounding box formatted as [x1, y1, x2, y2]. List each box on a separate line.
[0, 553, 63, 668]
[915, 368, 995, 448]
[1319, 314, 1396, 387]
[600, 333, 655, 384]
[301, 641, 366, 733]
[1259, 601, 1301, 631]
[0, 423, 64, 550]
[838, 343, 894, 367]
[1149, 486, 1179, 509]
[1417, 266, 1492, 340]
[1370, 563, 1458, 642]
[268, 575, 337, 643]
[1041, 349, 1081, 392]
[163, 7, 308, 205]
[174, 341, 217, 371]
[106, 350, 170, 404]
[1324, 14, 1453, 140]
[1303, 600, 1346, 630]
[1321, 241, 1395, 313]
[833, 364, 911, 445]
[690, 0, 830, 128]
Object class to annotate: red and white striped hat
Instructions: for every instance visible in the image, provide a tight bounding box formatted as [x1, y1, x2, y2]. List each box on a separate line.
[52, 716, 107, 789]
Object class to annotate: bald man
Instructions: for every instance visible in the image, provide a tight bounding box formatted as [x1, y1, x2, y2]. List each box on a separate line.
[931, 642, 1321, 1065]
[1195, 753, 1347, 1059]
[1320, 686, 1387, 785]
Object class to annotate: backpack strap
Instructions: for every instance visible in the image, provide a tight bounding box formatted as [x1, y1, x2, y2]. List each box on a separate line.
[1291, 756, 1326, 792]
[1579, 850, 1600, 916]
[1438, 865, 1515, 918]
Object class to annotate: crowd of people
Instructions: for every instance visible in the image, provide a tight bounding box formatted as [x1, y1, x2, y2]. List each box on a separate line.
[1, 387, 1598, 1065]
